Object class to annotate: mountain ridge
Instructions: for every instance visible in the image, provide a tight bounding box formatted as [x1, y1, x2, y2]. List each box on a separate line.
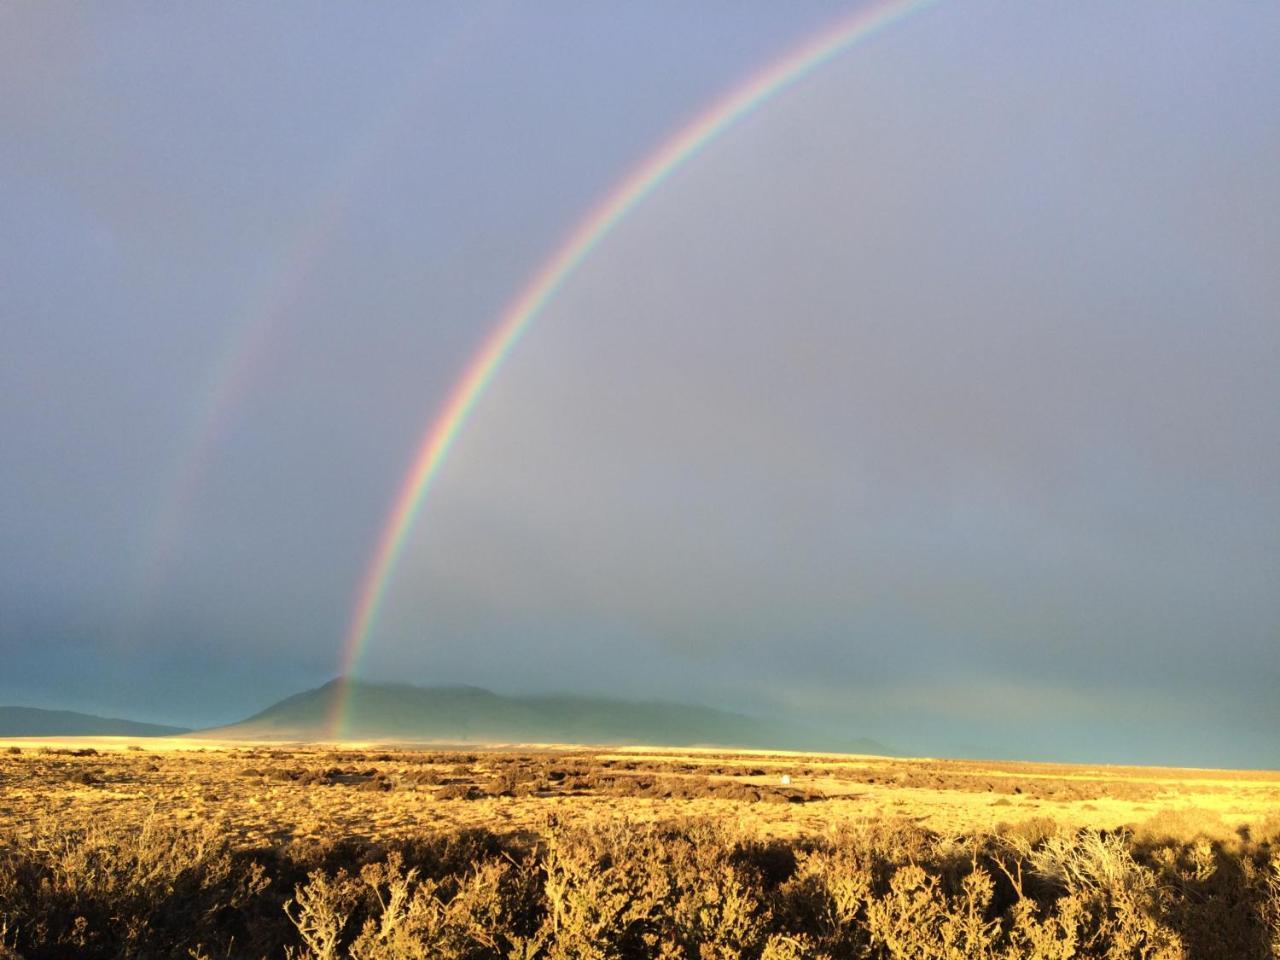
[0, 706, 189, 738]
[210, 678, 890, 754]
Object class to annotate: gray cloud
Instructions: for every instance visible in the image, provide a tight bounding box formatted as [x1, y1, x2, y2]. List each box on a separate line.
[2, 2, 1277, 762]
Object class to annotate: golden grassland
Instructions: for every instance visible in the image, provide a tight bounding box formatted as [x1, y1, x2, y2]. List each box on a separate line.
[0, 738, 1277, 958]
[3, 737, 1278, 847]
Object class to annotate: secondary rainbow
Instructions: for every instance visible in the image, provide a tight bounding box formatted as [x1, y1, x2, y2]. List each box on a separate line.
[127, 36, 470, 626]
[329, 0, 936, 737]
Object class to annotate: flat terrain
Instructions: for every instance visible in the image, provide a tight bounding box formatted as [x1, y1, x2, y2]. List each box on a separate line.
[2, 737, 1276, 847]
[3, 738, 1279, 958]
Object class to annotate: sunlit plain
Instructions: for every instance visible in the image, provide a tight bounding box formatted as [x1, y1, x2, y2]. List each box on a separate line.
[2, 738, 1278, 957]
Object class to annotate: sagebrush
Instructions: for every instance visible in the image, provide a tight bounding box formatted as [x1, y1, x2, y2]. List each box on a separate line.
[2, 812, 1277, 959]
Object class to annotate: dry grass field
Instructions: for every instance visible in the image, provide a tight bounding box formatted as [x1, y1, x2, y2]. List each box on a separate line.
[1, 738, 1277, 958]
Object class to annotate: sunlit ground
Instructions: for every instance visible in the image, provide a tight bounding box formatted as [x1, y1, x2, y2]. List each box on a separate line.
[4, 737, 1276, 847]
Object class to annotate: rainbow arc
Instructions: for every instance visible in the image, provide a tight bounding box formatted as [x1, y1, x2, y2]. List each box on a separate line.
[329, 0, 937, 737]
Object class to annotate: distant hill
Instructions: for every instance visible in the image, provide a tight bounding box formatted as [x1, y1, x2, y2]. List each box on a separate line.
[0, 706, 189, 738]
[210, 679, 889, 754]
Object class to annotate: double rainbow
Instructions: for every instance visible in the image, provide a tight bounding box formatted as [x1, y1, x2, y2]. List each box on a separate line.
[329, 0, 935, 737]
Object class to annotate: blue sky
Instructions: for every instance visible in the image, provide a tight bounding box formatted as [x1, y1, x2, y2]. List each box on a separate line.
[2, 2, 1277, 766]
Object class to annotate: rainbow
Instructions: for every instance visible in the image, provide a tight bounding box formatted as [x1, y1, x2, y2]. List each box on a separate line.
[134, 229, 327, 613]
[130, 146, 379, 623]
[329, 0, 937, 737]
[127, 31, 474, 626]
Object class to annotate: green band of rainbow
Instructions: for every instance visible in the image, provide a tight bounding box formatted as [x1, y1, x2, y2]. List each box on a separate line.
[328, 0, 935, 738]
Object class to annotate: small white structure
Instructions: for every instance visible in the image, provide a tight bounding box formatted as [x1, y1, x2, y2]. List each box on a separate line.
[779, 774, 791, 786]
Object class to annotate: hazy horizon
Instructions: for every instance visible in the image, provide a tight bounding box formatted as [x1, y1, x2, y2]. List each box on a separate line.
[3, 2, 1278, 768]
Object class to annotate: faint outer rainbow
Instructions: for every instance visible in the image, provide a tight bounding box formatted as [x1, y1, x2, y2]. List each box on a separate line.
[126, 21, 478, 629]
[328, 0, 936, 737]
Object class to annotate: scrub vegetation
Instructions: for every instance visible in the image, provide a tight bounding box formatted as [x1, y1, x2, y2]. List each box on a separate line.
[1, 742, 1278, 958]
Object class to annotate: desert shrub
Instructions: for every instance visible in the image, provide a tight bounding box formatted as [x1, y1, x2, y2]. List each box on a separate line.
[1027, 830, 1183, 958]
[1136, 807, 1234, 845]
[774, 840, 873, 952]
[437, 783, 480, 801]
[402, 768, 443, 786]
[1254, 812, 1280, 845]
[1138, 833, 1279, 959]
[0, 814, 272, 959]
[532, 819, 665, 957]
[285, 867, 359, 960]
[347, 854, 539, 960]
[1264, 851, 1280, 956]
[865, 861, 1004, 958]
[483, 771, 520, 797]
[285, 853, 539, 960]
[1001, 816, 1061, 848]
[531, 817, 770, 960]
[5, 808, 1279, 958]
[664, 823, 768, 959]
